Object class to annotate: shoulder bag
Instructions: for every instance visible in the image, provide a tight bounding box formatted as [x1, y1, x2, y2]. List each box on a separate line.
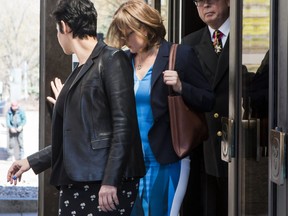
[168, 44, 209, 158]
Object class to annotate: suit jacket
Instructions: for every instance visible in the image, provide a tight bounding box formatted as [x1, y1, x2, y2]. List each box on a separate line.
[182, 27, 229, 177]
[127, 40, 215, 164]
[28, 41, 146, 187]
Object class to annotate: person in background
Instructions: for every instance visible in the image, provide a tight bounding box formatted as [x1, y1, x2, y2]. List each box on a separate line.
[7, 0, 145, 215]
[105, 1, 215, 215]
[249, 50, 269, 156]
[6, 100, 26, 160]
[181, 0, 230, 215]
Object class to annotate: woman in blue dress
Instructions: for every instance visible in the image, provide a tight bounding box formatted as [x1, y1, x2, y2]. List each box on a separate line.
[106, 1, 215, 215]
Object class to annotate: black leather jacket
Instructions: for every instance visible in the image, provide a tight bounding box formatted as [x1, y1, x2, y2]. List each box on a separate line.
[28, 41, 145, 187]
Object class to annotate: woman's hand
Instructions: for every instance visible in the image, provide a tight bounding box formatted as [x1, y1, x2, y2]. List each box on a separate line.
[163, 70, 182, 93]
[46, 77, 63, 105]
[7, 158, 31, 185]
[98, 185, 119, 212]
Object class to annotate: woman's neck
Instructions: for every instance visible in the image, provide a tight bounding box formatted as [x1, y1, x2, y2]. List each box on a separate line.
[134, 46, 159, 80]
[74, 37, 98, 65]
[135, 46, 158, 71]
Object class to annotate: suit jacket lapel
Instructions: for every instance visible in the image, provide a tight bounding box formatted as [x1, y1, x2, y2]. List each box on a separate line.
[195, 28, 229, 89]
[151, 40, 169, 89]
[127, 40, 171, 89]
[212, 35, 229, 88]
[195, 28, 218, 85]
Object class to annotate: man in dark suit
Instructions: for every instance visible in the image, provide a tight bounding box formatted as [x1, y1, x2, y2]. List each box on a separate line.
[181, 0, 230, 215]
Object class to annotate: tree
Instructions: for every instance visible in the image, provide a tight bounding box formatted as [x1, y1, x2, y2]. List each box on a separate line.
[92, 0, 127, 38]
[0, 0, 142, 101]
[0, 0, 39, 100]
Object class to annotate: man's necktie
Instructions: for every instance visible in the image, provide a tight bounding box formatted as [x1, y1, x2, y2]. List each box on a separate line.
[213, 30, 223, 54]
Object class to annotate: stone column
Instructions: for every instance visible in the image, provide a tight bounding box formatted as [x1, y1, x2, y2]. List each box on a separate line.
[39, 0, 71, 215]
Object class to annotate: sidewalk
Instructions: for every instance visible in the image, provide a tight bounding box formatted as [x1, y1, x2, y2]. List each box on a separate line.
[0, 111, 38, 215]
[0, 160, 38, 214]
[0, 110, 38, 187]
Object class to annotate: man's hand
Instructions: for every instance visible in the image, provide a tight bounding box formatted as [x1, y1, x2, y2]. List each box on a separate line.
[9, 128, 17, 133]
[16, 126, 23, 132]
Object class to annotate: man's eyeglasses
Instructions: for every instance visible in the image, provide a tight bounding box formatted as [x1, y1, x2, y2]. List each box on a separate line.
[193, 0, 217, 7]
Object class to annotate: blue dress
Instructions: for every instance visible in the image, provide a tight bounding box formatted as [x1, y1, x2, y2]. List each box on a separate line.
[131, 63, 190, 216]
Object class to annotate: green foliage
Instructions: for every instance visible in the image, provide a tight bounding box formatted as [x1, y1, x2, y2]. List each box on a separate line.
[243, 2, 270, 53]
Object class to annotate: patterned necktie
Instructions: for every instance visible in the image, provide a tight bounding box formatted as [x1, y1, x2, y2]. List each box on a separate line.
[213, 30, 223, 54]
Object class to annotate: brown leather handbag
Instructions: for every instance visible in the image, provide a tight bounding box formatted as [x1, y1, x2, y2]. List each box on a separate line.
[168, 44, 209, 158]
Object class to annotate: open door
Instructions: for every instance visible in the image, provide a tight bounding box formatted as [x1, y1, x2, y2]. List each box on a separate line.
[268, 0, 288, 215]
[224, 0, 270, 215]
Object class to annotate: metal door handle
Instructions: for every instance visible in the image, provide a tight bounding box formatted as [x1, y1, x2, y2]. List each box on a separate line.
[269, 129, 286, 185]
[221, 117, 234, 163]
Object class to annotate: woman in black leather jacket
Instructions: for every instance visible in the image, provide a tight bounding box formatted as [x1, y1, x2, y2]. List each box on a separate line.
[6, 0, 145, 215]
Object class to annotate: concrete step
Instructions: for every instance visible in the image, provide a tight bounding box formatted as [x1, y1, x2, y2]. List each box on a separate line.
[0, 186, 37, 214]
[0, 214, 36, 216]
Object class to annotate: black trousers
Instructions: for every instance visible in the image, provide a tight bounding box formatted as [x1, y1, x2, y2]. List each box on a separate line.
[180, 145, 228, 216]
[58, 179, 139, 216]
[203, 174, 228, 216]
[180, 144, 203, 216]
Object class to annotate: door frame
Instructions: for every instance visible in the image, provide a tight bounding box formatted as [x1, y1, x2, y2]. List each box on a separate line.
[269, 0, 288, 215]
[228, 0, 243, 214]
[230, 0, 288, 215]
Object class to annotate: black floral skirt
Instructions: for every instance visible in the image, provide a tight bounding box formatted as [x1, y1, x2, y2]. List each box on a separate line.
[58, 178, 139, 216]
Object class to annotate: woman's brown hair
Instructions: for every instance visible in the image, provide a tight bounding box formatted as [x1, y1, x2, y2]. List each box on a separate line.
[106, 0, 166, 50]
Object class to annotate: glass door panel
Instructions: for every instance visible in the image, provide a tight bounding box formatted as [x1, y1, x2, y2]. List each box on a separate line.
[240, 0, 270, 215]
[0, 0, 40, 214]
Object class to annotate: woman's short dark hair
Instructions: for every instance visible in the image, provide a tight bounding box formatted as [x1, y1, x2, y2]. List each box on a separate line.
[52, 0, 97, 39]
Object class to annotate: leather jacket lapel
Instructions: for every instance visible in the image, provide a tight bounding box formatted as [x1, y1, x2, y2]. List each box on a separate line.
[69, 41, 106, 90]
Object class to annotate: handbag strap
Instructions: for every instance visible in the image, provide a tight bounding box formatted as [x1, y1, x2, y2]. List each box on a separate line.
[168, 44, 178, 95]
[169, 44, 178, 70]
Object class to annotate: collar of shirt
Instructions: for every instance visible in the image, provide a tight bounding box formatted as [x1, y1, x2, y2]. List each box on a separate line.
[208, 17, 230, 47]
